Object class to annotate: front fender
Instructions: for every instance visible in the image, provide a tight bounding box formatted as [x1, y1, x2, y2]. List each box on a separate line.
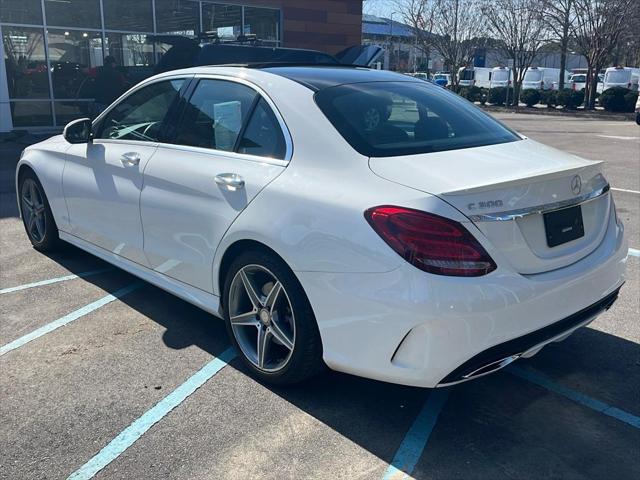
[15, 136, 71, 231]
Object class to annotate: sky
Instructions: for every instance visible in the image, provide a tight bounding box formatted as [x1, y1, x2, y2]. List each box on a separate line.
[363, 0, 398, 18]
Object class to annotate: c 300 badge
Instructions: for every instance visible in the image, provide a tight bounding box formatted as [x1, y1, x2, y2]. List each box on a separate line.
[467, 200, 504, 210]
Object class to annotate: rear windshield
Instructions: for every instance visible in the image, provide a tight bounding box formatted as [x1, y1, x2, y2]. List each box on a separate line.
[571, 74, 586, 82]
[314, 81, 520, 157]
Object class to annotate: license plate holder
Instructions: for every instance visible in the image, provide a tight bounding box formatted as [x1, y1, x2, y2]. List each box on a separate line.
[543, 205, 585, 247]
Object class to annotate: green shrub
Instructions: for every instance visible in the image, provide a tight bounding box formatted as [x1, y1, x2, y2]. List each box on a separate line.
[479, 87, 488, 105]
[556, 88, 584, 109]
[488, 87, 515, 105]
[623, 91, 639, 112]
[540, 89, 557, 107]
[600, 87, 633, 112]
[458, 85, 483, 103]
[520, 89, 541, 107]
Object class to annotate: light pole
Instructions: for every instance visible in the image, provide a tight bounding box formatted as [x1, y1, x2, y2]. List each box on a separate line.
[389, 12, 395, 71]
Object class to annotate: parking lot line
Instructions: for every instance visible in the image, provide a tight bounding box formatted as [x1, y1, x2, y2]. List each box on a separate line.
[382, 389, 449, 480]
[0, 268, 113, 294]
[0, 282, 142, 356]
[66, 347, 237, 480]
[628, 248, 639, 258]
[508, 366, 640, 429]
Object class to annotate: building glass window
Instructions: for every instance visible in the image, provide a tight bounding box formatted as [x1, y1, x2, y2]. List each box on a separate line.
[0, 0, 43, 24]
[103, 0, 153, 32]
[244, 7, 280, 45]
[155, 0, 200, 35]
[0, 1, 284, 130]
[55, 101, 95, 125]
[202, 3, 242, 40]
[3, 27, 50, 99]
[10, 101, 53, 126]
[44, 0, 101, 29]
[47, 29, 103, 99]
[105, 32, 154, 85]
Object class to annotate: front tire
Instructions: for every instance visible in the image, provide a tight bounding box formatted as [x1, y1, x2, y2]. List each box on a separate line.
[19, 170, 60, 252]
[222, 249, 324, 385]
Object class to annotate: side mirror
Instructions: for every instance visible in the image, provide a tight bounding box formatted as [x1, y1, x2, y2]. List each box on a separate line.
[63, 118, 93, 144]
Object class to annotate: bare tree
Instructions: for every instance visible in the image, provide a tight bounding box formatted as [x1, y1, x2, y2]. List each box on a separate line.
[542, 0, 575, 89]
[572, 0, 634, 109]
[481, 0, 547, 106]
[397, 0, 485, 84]
[428, 0, 486, 87]
[396, 0, 436, 75]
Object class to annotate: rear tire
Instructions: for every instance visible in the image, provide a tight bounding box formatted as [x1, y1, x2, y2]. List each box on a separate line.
[19, 170, 61, 252]
[222, 249, 324, 385]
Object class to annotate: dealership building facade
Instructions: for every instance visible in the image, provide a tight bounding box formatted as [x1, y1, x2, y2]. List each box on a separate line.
[1, 0, 362, 132]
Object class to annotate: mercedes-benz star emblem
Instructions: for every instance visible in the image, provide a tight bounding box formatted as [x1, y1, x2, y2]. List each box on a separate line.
[571, 175, 582, 195]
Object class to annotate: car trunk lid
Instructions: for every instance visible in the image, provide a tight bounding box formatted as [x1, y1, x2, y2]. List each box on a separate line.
[369, 139, 611, 274]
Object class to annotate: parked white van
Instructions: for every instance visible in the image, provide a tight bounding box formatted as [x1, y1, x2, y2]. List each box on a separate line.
[570, 73, 604, 94]
[458, 67, 492, 88]
[489, 66, 512, 88]
[522, 67, 570, 90]
[603, 66, 640, 91]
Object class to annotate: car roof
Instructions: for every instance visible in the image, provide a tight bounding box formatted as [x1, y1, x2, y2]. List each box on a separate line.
[260, 65, 418, 91]
[151, 65, 420, 91]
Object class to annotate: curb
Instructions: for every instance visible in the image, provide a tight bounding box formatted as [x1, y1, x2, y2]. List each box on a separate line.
[479, 105, 635, 121]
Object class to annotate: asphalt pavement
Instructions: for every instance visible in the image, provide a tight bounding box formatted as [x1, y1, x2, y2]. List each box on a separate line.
[1, 113, 638, 479]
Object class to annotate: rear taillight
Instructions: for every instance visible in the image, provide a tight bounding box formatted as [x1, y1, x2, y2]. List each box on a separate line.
[365, 206, 497, 277]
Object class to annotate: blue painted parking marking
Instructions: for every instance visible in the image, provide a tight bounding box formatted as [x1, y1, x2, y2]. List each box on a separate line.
[0, 267, 113, 294]
[67, 347, 237, 480]
[0, 282, 142, 356]
[508, 366, 640, 429]
[383, 389, 449, 480]
[628, 248, 640, 258]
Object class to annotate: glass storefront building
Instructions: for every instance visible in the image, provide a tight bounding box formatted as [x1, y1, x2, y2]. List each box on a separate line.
[0, 0, 282, 131]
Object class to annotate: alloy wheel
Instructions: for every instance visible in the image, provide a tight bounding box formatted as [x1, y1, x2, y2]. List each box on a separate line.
[21, 178, 47, 243]
[228, 265, 296, 372]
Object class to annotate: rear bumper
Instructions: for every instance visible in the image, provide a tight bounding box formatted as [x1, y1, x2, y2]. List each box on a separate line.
[297, 204, 627, 388]
[437, 286, 620, 386]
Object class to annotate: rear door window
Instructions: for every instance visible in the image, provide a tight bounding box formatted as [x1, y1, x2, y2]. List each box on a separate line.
[174, 79, 257, 151]
[237, 98, 287, 160]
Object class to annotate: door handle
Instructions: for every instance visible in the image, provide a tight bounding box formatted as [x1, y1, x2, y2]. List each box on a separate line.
[215, 173, 245, 191]
[121, 152, 141, 166]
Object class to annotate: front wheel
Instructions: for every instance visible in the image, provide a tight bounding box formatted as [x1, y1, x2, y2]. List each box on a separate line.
[19, 171, 60, 252]
[223, 250, 324, 385]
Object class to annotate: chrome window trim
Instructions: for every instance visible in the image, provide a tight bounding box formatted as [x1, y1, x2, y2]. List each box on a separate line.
[154, 141, 289, 167]
[469, 184, 610, 222]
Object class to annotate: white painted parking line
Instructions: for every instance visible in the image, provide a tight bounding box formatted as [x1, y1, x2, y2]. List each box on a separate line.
[611, 187, 640, 194]
[508, 366, 640, 429]
[596, 135, 639, 141]
[629, 248, 640, 258]
[67, 347, 237, 480]
[0, 268, 113, 294]
[382, 389, 449, 480]
[0, 282, 142, 356]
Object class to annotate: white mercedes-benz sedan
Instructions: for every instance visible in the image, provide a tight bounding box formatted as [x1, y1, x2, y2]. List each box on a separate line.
[16, 66, 627, 387]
